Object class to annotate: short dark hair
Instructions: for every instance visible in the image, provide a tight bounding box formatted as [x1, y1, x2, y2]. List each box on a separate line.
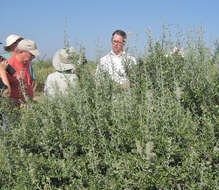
[112, 30, 127, 42]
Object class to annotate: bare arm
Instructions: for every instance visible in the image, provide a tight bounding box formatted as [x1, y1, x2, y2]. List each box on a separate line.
[0, 60, 11, 97]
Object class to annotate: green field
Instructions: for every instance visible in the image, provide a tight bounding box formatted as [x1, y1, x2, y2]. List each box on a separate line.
[0, 30, 218, 189]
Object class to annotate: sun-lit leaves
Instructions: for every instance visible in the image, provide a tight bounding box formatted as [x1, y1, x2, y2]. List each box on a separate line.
[0, 28, 218, 189]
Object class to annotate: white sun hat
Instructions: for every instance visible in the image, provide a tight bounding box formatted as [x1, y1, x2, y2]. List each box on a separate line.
[4, 34, 23, 49]
[52, 47, 76, 72]
[17, 39, 40, 57]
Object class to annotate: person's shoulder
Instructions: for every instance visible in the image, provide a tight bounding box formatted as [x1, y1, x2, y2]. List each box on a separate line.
[46, 72, 58, 81]
[100, 56, 105, 64]
[124, 53, 137, 64]
[96, 54, 110, 72]
[100, 52, 111, 61]
[100, 53, 111, 66]
[124, 52, 135, 58]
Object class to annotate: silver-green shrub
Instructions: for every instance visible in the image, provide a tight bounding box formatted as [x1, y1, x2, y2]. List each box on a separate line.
[0, 27, 218, 189]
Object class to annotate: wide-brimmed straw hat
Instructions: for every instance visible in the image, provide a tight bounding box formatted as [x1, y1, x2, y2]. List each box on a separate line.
[52, 47, 76, 72]
[17, 39, 40, 57]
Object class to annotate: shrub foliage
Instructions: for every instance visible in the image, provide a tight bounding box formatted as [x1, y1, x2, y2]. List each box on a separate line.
[0, 30, 218, 189]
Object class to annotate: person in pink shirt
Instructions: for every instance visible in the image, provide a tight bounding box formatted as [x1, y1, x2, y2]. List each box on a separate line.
[2, 34, 36, 88]
[7, 39, 40, 106]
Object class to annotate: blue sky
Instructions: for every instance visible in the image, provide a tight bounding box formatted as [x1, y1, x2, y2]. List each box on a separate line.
[0, 0, 218, 61]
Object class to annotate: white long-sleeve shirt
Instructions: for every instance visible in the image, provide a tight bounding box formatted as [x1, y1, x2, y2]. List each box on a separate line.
[95, 51, 137, 85]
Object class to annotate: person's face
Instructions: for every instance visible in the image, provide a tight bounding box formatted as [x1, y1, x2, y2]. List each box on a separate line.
[9, 43, 18, 52]
[21, 51, 35, 64]
[112, 34, 124, 55]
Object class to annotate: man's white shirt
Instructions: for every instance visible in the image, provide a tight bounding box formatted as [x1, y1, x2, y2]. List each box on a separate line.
[96, 51, 137, 85]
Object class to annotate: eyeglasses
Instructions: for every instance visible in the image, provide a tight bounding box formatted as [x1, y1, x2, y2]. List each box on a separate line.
[112, 40, 124, 45]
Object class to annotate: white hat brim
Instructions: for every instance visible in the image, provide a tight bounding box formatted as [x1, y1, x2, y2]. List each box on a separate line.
[30, 49, 40, 57]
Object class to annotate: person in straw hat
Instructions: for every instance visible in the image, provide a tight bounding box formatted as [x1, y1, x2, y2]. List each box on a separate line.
[2, 34, 23, 59]
[44, 47, 80, 99]
[2, 34, 36, 88]
[6, 39, 40, 106]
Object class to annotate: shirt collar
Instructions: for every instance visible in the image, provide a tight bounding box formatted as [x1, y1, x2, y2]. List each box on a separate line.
[110, 50, 126, 57]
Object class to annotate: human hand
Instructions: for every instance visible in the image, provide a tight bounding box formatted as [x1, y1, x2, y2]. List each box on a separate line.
[0, 60, 11, 96]
[120, 82, 129, 88]
[2, 88, 11, 97]
[120, 82, 135, 88]
[0, 60, 9, 70]
[31, 80, 35, 88]
[72, 68, 77, 73]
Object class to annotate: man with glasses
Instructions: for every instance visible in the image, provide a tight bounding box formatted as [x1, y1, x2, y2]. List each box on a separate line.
[6, 39, 40, 106]
[96, 30, 137, 88]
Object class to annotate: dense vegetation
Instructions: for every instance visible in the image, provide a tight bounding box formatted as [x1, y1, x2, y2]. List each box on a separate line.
[0, 29, 218, 189]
